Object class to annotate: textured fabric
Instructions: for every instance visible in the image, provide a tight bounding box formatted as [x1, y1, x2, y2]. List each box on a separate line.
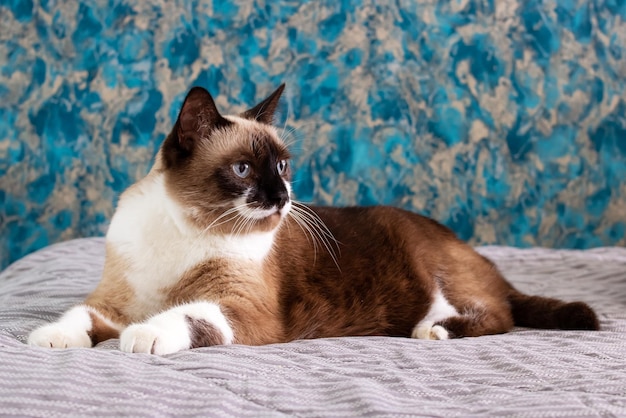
[2, 1, 626, 270]
[0, 238, 625, 417]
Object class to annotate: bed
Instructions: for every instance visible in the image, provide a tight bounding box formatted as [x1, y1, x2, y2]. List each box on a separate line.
[1, 237, 625, 417]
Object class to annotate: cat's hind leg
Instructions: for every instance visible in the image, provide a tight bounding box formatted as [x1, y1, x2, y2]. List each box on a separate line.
[414, 304, 514, 340]
[432, 307, 513, 339]
[28, 305, 122, 348]
[411, 289, 458, 340]
[411, 291, 514, 340]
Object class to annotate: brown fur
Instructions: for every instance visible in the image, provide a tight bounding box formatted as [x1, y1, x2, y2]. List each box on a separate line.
[78, 85, 599, 350]
[164, 258, 283, 345]
[87, 311, 120, 345]
[84, 243, 133, 325]
[272, 206, 516, 340]
[186, 316, 226, 348]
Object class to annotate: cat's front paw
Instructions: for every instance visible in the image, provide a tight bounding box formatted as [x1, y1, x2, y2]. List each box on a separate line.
[28, 323, 92, 349]
[411, 321, 449, 340]
[120, 324, 185, 355]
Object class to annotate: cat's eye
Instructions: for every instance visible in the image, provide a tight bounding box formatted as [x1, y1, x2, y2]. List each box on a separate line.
[232, 162, 251, 178]
[277, 160, 288, 175]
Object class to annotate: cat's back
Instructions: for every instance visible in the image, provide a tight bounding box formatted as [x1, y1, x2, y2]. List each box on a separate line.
[277, 205, 461, 265]
[308, 205, 457, 247]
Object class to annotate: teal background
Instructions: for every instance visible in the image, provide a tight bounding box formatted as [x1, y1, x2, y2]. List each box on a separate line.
[1, 0, 625, 269]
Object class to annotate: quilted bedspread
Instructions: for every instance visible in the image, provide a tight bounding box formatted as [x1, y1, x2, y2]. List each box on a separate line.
[0, 238, 625, 417]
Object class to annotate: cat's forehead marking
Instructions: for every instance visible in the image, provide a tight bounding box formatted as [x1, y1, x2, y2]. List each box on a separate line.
[223, 115, 279, 138]
[221, 115, 288, 156]
[251, 134, 267, 157]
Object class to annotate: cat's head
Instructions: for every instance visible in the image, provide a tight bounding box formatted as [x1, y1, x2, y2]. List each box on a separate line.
[158, 85, 291, 234]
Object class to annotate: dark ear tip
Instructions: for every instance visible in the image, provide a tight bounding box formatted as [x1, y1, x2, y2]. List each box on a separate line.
[185, 86, 212, 99]
[275, 84, 286, 97]
[267, 83, 286, 99]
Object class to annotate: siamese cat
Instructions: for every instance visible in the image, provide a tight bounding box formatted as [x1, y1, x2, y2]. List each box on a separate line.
[29, 84, 599, 355]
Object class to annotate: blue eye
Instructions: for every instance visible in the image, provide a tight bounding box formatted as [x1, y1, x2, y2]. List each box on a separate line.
[232, 162, 251, 178]
[277, 160, 288, 174]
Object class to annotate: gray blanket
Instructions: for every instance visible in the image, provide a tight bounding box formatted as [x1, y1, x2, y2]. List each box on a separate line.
[1, 238, 625, 417]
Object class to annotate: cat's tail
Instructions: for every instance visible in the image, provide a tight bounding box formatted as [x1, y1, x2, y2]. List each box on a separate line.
[507, 289, 600, 330]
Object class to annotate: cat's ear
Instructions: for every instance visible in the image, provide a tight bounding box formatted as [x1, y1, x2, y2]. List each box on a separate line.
[162, 87, 231, 168]
[240, 84, 285, 125]
[177, 87, 231, 142]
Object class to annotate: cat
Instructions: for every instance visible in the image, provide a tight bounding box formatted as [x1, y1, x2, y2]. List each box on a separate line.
[28, 84, 600, 355]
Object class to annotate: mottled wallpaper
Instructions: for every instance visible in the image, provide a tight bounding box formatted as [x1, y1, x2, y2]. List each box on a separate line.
[1, 0, 625, 269]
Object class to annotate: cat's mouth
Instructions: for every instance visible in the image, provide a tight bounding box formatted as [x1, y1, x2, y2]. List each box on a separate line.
[247, 206, 281, 220]
[239, 201, 292, 223]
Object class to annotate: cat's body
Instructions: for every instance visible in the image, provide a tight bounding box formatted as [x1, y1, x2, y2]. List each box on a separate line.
[29, 85, 599, 354]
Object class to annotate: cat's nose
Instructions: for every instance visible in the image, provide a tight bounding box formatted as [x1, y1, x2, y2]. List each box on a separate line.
[270, 189, 289, 209]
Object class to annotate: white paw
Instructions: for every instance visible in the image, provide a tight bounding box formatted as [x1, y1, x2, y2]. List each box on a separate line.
[411, 321, 449, 340]
[28, 323, 92, 349]
[120, 324, 185, 355]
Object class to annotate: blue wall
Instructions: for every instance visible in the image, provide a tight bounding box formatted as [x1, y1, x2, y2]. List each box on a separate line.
[1, 0, 625, 269]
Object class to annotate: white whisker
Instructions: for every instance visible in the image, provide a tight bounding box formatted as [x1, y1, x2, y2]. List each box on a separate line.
[197, 203, 251, 236]
[290, 202, 341, 271]
[292, 202, 341, 249]
[288, 210, 319, 265]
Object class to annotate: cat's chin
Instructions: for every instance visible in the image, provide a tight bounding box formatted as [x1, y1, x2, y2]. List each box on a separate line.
[223, 211, 284, 235]
[254, 212, 283, 232]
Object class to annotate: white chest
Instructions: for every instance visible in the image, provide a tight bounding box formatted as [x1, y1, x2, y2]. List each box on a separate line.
[105, 176, 275, 317]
